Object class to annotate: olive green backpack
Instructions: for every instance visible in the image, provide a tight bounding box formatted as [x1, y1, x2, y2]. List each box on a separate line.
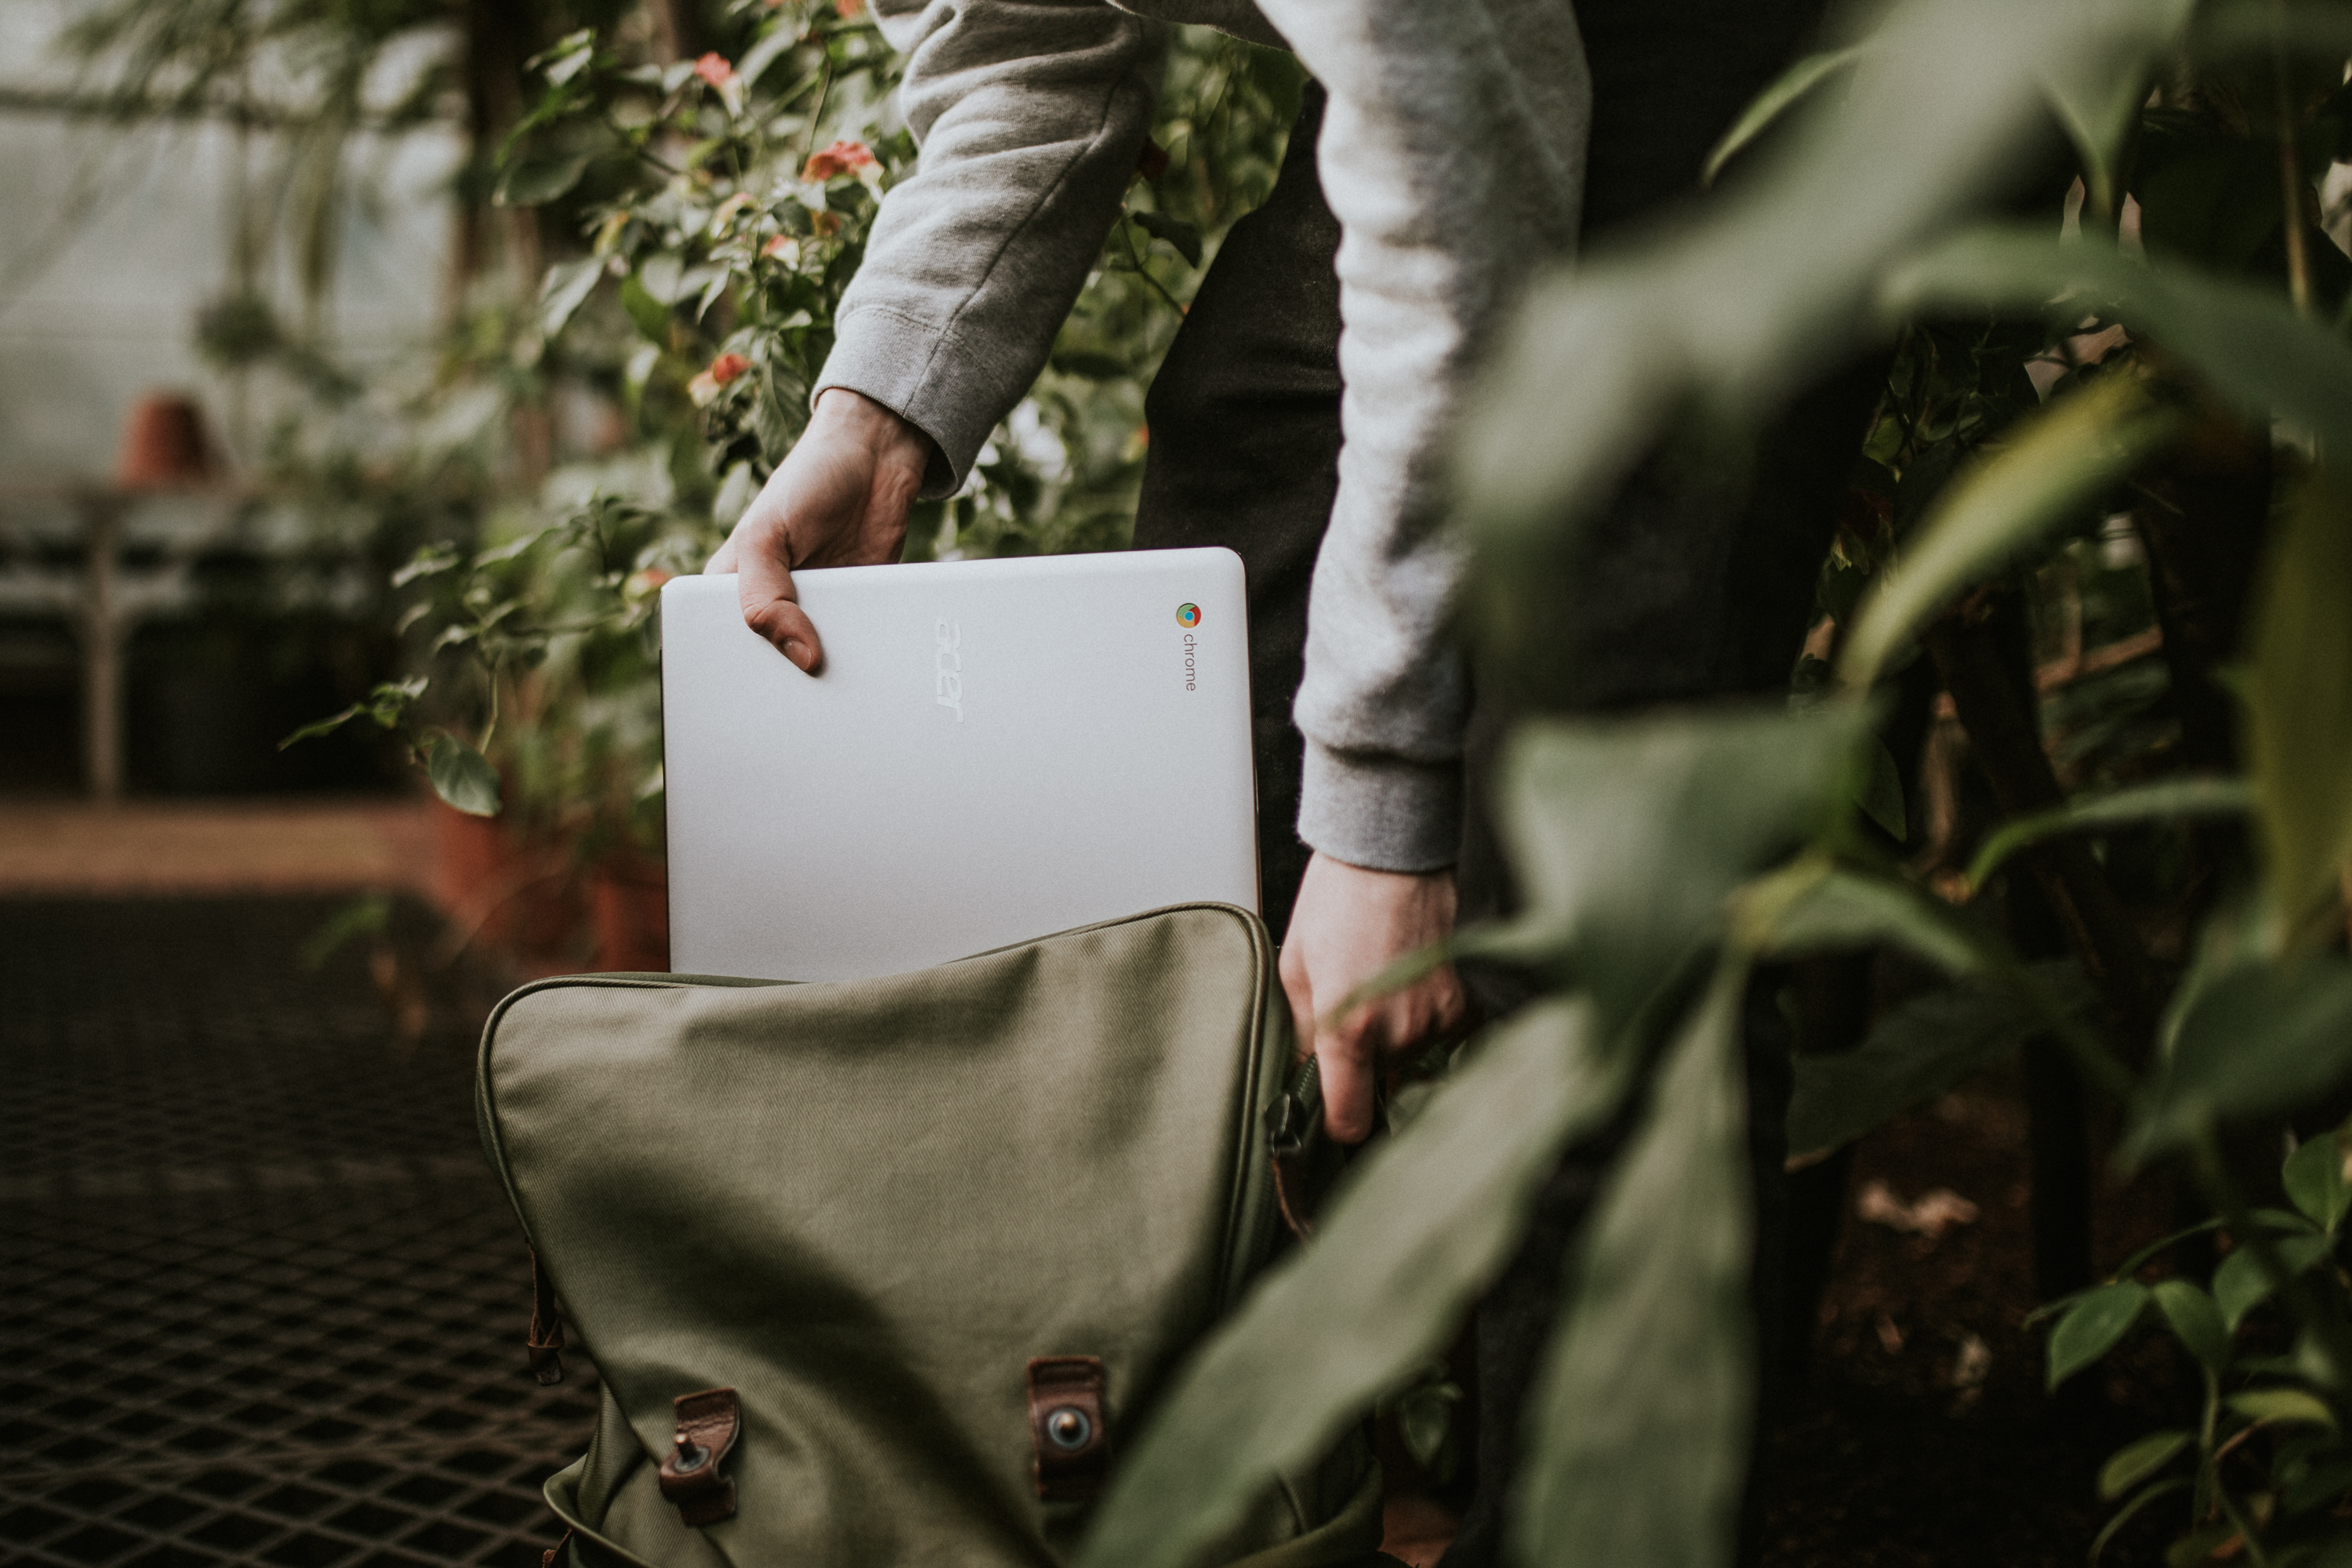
[475, 902, 1383, 1567]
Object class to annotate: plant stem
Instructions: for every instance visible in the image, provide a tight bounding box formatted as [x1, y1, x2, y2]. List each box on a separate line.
[802, 53, 835, 162]
[2271, 0, 2314, 317]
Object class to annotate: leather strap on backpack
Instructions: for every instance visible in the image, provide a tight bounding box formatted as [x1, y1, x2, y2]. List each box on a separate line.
[658, 1387, 742, 1526]
[1026, 1357, 1111, 1501]
[526, 1250, 566, 1385]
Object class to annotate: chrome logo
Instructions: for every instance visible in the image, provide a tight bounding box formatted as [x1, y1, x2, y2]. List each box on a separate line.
[1176, 602, 1201, 628]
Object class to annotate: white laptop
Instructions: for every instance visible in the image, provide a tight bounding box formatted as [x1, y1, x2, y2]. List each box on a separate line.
[660, 548, 1258, 981]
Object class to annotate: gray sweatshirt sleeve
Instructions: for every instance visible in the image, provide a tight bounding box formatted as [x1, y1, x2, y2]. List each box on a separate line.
[815, 0, 1167, 496]
[1258, 0, 1589, 873]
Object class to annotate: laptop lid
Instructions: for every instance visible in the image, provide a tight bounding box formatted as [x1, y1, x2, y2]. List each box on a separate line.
[660, 548, 1258, 981]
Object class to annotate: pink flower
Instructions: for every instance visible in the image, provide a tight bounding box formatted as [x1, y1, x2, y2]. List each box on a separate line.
[802, 140, 877, 182]
[693, 53, 737, 90]
[836, 0, 865, 15]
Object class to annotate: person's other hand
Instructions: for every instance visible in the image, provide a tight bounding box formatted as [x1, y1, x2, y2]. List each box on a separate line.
[1278, 850, 1468, 1145]
[705, 387, 935, 671]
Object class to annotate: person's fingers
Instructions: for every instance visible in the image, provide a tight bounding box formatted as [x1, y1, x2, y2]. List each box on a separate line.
[1316, 1018, 1378, 1145]
[1278, 942, 1316, 1063]
[705, 535, 738, 574]
[737, 535, 823, 672]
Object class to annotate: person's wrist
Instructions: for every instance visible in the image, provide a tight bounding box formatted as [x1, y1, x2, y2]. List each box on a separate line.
[812, 387, 932, 475]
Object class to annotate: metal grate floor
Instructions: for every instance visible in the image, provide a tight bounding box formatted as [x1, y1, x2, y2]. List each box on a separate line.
[1, 896, 594, 1567]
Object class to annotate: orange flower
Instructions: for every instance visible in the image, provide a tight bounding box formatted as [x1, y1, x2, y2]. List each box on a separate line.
[836, 0, 865, 14]
[693, 53, 737, 89]
[688, 352, 752, 408]
[801, 140, 877, 182]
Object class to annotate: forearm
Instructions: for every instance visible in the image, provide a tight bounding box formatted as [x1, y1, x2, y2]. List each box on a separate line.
[818, 0, 1169, 496]
[1261, 0, 1591, 872]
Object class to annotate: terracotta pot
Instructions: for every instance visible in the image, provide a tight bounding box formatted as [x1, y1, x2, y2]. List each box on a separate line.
[431, 803, 586, 967]
[116, 393, 216, 489]
[589, 855, 669, 973]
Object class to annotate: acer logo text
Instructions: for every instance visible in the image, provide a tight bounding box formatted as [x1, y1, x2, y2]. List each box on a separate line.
[934, 619, 964, 720]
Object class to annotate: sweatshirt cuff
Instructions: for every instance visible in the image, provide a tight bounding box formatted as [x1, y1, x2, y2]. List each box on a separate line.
[815, 304, 996, 500]
[1297, 742, 1462, 874]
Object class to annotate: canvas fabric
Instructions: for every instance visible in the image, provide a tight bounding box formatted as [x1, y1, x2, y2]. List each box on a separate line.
[476, 902, 1381, 1567]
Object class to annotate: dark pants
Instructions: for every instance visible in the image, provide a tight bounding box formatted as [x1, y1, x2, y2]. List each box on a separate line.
[1133, 6, 1873, 1561]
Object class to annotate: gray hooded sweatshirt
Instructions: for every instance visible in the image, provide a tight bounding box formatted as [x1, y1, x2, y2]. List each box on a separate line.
[816, 0, 1591, 873]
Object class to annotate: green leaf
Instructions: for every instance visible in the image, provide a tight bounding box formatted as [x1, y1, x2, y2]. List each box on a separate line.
[1839, 375, 2188, 687]
[1744, 861, 1989, 978]
[1881, 231, 2352, 459]
[1392, 1381, 1460, 1470]
[2047, 1281, 2148, 1389]
[300, 892, 393, 971]
[2227, 1388, 2339, 1430]
[2151, 1279, 2233, 1374]
[1966, 776, 2254, 894]
[1786, 962, 2094, 1156]
[1856, 736, 1907, 840]
[2215, 1235, 2336, 1330]
[1510, 960, 1755, 1568]
[2132, 956, 2352, 1161]
[2099, 1430, 2194, 1501]
[2249, 472, 2352, 925]
[494, 152, 589, 209]
[735, 25, 796, 90]
[426, 734, 502, 818]
[538, 257, 603, 339]
[1131, 209, 1202, 267]
[1700, 45, 1863, 186]
[619, 275, 670, 344]
[1072, 999, 1623, 1568]
[1497, 706, 1861, 1029]
[2036, 0, 2191, 217]
[2286, 1133, 2352, 1234]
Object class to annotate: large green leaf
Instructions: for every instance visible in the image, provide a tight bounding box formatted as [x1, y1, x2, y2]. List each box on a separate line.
[2248, 472, 2352, 925]
[1497, 706, 1860, 1029]
[1461, 0, 2187, 659]
[2049, 1281, 2149, 1388]
[1838, 375, 2188, 687]
[2130, 956, 2352, 1160]
[1509, 960, 1755, 1568]
[1072, 1000, 1621, 1568]
[1786, 962, 2094, 1156]
[1965, 776, 2254, 894]
[1881, 230, 2352, 456]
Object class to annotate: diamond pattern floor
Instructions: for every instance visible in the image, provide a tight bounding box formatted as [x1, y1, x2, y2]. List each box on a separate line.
[1, 898, 595, 1567]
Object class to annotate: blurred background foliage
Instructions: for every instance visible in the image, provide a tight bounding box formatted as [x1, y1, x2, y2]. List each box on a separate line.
[50, 0, 1301, 848]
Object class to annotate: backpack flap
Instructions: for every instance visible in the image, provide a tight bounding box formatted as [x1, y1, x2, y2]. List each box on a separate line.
[478, 903, 1359, 1566]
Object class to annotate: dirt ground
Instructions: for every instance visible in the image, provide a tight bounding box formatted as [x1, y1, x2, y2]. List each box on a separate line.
[1755, 1060, 2187, 1568]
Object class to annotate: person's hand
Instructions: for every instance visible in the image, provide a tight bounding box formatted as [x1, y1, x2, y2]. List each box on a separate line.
[705, 387, 935, 671]
[1278, 850, 1468, 1145]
